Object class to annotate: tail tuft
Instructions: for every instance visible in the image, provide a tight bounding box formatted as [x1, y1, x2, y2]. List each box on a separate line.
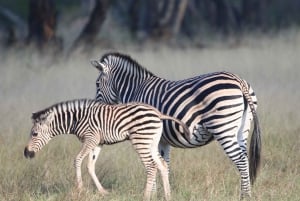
[249, 113, 261, 184]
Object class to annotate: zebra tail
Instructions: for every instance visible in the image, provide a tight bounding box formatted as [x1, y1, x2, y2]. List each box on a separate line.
[249, 112, 261, 185]
[160, 115, 191, 141]
[234, 74, 262, 185]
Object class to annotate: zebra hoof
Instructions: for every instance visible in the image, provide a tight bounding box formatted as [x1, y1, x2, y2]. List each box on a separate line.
[240, 193, 251, 200]
[99, 189, 109, 195]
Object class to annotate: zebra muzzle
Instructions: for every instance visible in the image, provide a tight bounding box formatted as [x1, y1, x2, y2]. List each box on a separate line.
[24, 147, 35, 159]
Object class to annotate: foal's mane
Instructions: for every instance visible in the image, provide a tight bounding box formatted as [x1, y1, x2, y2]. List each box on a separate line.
[31, 99, 96, 121]
[32, 106, 52, 121]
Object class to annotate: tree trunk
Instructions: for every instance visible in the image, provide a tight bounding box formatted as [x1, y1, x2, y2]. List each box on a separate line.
[128, 0, 161, 41]
[0, 6, 27, 46]
[71, 0, 110, 50]
[26, 0, 61, 50]
[212, 0, 231, 34]
[159, 0, 176, 27]
[241, 0, 263, 29]
[172, 0, 189, 37]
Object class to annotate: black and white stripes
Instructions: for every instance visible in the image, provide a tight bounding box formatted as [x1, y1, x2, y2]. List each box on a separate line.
[24, 99, 190, 201]
[91, 52, 261, 199]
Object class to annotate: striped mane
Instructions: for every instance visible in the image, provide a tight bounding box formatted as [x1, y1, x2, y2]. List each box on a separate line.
[100, 52, 155, 76]
[31, 105, 54, 121]
[31, 99, 95, 121]
[32, 100, 67, 121]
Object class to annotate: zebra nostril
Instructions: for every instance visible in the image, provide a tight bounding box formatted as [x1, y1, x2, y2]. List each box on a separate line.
[24, 147, 35, 159]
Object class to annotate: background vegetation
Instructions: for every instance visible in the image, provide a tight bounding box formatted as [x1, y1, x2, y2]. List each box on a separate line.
[0, 1, 300, 201]
[1, 30, 300, 200]
[1, 0, 300, 52]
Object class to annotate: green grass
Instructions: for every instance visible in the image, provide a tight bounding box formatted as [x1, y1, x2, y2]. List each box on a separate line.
[0, 30, 300, 201]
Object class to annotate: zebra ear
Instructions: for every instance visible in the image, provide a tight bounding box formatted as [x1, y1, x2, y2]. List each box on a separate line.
[91, 60, 106, 72]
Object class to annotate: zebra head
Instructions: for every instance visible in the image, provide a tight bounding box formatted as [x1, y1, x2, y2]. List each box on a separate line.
[91, 58, 119, 104]
[91, 52, 155, 104]
[24, 109, 55, 159]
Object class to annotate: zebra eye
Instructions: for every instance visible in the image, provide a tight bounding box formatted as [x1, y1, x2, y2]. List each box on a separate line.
[32, 132, 38, 137]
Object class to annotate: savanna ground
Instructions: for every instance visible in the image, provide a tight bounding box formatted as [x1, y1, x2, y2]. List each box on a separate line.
[0, 30, 300, 201]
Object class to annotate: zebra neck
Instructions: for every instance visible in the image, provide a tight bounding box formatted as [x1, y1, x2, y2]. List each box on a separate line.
[117, 78, 140, 103]
[67, 110, 89, 137]
[115, 65, 156, 103]
[53, 105, 88, 136]
[69, 116, 78, 135]
[122, 77, 169, 104]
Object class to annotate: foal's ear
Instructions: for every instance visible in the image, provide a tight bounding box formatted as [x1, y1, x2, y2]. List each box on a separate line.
[91, 60, 106, 72]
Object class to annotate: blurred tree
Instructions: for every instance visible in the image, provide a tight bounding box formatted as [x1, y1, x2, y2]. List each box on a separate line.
[128, 0, 159, 40]
[127, 0, 189, 41]
[71, 0, 110, 51]
[0, 6, 26, 46]
[1, 0, 300, 50]
[240, 0, 263, 29]
[26, 0, 62, 51]
[172, 0, 188, 37]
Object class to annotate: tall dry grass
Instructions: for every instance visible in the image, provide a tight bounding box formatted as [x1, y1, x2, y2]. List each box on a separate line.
[0, 30, 300, 201]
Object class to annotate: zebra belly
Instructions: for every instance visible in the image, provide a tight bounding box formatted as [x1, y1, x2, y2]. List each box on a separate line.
[191, 124, 214, 146]
[163, 122, 213, 148]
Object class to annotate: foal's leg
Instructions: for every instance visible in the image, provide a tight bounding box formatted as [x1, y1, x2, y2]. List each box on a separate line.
[87, 145, 109, 195]
[144, 163, 158, 201]
[159, 137, 171, 167]
[130, 132, 158, 201]
[74, 145, 91, 191]
[152, 150, 171, 201]
[75, 139, 98, 191]
[153, 134, 171, 201]
[152, 138, 170, 192]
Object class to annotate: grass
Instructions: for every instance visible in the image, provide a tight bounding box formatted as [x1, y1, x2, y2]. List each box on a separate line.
[0, 30, 300, 201]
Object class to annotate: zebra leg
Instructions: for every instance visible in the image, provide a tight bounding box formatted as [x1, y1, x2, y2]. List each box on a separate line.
[236, 152, 251, 200]
[238, 107, 252, 155]
[151, 138, 171, 192]
[144, 163, 158, 201]
[74, 141, 97, 191]
[213, 128, 251, 199]
[237, 109, 253, 200]
[152, 133, 171, 201]
[159, 138, 171, 167]
[154, 156, 171, 201]
[87, 145, 109, 195]
[130, 133, 158, 201]
[142, 151, 170, 201]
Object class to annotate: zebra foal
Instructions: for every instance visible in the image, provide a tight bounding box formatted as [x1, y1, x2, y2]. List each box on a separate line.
[91, 52, 262, 199]
[24, 99, 190, 201]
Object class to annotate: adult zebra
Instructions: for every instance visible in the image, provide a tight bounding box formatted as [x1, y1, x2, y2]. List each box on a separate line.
[91, 52, 261, 199]
[24, 99, 191, 201]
